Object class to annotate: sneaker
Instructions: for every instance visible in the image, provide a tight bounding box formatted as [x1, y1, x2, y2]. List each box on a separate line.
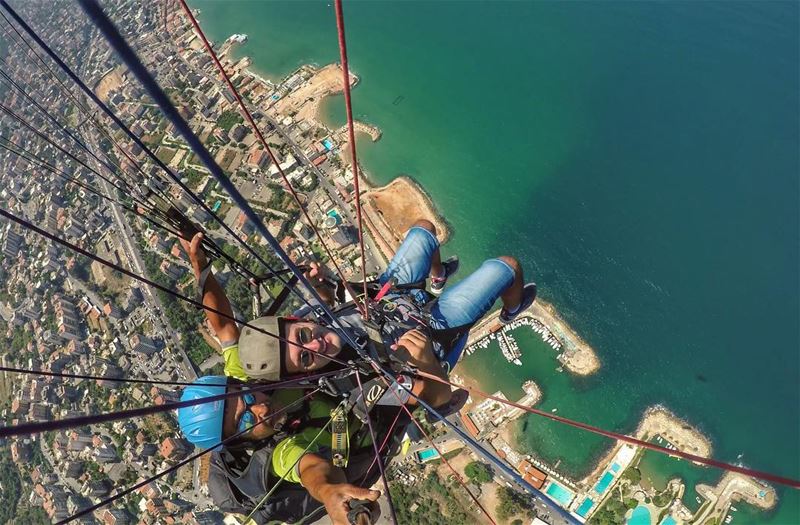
[429, 256, 459, 296]
[433, 388, 470, 418]
[499, 282, 537, 324]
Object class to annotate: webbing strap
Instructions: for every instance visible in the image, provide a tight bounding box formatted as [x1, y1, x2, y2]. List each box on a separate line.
[331, 404, 350, 467]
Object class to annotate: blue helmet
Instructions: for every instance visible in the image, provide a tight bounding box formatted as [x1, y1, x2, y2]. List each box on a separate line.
[178, 375, 228, 450]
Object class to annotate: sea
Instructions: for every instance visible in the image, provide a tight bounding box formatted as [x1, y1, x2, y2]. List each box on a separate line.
[189, 1, 798, 523]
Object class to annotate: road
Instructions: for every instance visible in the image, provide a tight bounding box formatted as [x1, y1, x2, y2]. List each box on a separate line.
[83, 128, 197, 382]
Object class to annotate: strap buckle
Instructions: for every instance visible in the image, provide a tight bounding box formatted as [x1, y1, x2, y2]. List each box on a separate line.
[330, 402, 349, 468]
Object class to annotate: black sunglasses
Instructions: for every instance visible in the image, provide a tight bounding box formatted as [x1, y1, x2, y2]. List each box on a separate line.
[297, 326, 315, 369]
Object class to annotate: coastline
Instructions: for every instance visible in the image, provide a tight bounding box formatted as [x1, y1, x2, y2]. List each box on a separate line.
[205, 27, 782, 523]
[360, 176, 451, 260]
[578, 405, 713, 488]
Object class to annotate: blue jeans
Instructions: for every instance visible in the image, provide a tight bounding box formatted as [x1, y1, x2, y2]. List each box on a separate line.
[379, 227, 515, 368]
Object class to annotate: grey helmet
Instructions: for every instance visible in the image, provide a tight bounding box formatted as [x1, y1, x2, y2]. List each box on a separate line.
[238, 316, 282, 380]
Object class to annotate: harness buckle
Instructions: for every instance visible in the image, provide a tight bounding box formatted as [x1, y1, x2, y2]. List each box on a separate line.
[330, 402, 350, 468]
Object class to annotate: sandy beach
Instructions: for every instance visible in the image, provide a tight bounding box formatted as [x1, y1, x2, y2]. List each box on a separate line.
[271, 63, 356, 127]
[359, 176, 451, 261]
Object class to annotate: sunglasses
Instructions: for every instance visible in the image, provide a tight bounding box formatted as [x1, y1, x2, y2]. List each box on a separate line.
[236, 393, 257, 433]
[297, 326, 315, 369]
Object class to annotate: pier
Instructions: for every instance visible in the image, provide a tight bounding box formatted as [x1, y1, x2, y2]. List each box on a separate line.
[335, 120, 382, 142]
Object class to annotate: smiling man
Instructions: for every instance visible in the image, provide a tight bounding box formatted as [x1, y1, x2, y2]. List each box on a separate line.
[179, 218, 536, 386]
[177, 219, 537, 524]
[178, 373, 397, 525]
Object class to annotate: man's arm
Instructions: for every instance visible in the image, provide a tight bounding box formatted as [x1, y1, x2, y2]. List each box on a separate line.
[392, 329, 452, 407]
[298, 453, 380, 525]
[179, 232, 239, 344]
[304, 261, 337, 308]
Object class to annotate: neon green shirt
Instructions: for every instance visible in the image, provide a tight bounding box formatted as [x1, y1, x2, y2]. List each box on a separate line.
[270, 397, 373, 484]
[222, 343, 248, 381]
[222, 344, 373, 485]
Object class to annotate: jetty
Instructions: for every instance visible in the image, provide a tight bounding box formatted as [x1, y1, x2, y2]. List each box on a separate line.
[335, 120, 382, 142]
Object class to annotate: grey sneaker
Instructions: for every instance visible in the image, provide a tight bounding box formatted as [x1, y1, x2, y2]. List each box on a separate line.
[433, 388, 470, 418]
[430, 256, 459, 296]
[499, 282, 537, 324]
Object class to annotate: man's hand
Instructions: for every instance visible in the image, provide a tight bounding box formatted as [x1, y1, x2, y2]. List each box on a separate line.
[391, 329, 435, 365]
[178, 231, 239, 343]
[305, 261, 331, 285]
[392, 329, 451, 407]
[304, 261, 336, 306]
[318, 484, 380, 525]
[179, 232, 208, 277]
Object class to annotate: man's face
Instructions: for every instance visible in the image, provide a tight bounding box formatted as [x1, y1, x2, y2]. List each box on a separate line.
[283, 320, 342, 373]
[222, 388, 285, 441]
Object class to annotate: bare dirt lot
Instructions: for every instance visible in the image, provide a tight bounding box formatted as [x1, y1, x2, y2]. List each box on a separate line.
[361, 176, 449, 258]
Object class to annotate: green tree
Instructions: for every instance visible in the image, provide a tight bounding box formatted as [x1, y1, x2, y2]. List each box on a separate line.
[622, 466, 642, 484]
[217, 110, 243, 131]
[495, 486, 534, 522]
[464, 461, 493, 484]
[0, 446, 22, 524]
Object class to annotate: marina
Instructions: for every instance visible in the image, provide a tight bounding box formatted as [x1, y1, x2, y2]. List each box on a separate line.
[465, 315, 564, 366]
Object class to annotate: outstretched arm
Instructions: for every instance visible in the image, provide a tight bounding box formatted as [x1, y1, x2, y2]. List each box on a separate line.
[180, 232, 239, 344]
[299, 453, 380, 525]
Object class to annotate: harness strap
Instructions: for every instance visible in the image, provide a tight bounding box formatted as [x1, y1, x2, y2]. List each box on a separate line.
[331, 403, 350, 467]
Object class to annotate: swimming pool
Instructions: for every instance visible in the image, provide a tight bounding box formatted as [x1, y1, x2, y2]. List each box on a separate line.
[576, 497, 594, 517]
[627, 506, 652, 525]
[594, 471, 615, 494]
[659, 516, 677, 525]
[416, 448, 440, 462]
[545, 482, 575, 507]
[611, 462, 621, 473]
[322, 138, 334, 150]
[326, 209, 342, 225]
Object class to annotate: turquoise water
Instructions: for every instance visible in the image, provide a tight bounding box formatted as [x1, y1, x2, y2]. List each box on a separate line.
[637, 447, 717, 513]
[594, 471, 615, 495]
[576, 497, 594, 517]
[416, 448, 439, 462]
[326, 209, 342, 224]
[545, 481, 575, 507]
[611, 462, 621, 473]
[190, 2, 799, 522]
[627, 506, 652, 525]
[659, 517, 677, 525]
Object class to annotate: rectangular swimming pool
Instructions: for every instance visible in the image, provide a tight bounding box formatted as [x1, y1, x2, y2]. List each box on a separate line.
[610, 462, 621, 473]
[594, 471, 615, 494]
[576, 497, 594, 517]
[416, 448, 440, 462]
[545, 482, 575, 507]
